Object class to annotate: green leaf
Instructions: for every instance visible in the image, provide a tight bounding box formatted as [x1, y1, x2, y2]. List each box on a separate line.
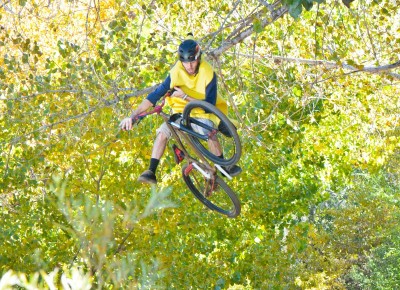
[345, 59, 364, 69]
[253, 18, 264, 33]
[109, 20, 118, 30]
[6, 100, 13, 110]
[22, 53, 29, 64]
[342, 0, 355, 8]
[302, 0, 313, 11]
[288, 0, 303, 19]
[12, 37, 21, 45]
[22, 38, 31, 50]
[292, 86, 302, 97]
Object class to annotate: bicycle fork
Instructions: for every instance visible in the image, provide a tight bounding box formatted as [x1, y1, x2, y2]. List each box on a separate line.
[183, 162, 217, 197]
[173, 144, 231, 197]
[183, 162, 211, 179]
[174, 144, 233, 180]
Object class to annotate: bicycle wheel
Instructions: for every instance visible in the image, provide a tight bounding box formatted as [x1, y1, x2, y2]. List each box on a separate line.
[182, 101, 241, 167]
[182, 164, 241, 218]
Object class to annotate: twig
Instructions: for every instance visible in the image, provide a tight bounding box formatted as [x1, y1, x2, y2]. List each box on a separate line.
[114, 224, 136, 255]
[206, 0, 242, 50]
[3, 144, 13, 178]
[209, 5, 288, 58]
[228, 53, 400, 79]
[0, 0, 11, 9]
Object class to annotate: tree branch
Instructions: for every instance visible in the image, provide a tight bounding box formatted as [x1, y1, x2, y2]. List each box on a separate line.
[120, 84, 160, 101]
[231, 53, 400, 79]
[5, 106, 98, 146]
[0, 0, 10, 9]
[208, 3, 288, 58]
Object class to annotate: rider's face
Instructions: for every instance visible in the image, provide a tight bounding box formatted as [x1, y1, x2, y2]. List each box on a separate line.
[182, 59, 199, 75]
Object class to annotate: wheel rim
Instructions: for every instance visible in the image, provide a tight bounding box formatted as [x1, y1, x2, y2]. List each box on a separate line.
[183, 165, 239, 217]
[183, 101, 241, 166]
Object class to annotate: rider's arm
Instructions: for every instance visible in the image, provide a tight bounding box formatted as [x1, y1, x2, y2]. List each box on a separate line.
[129, 99, 153, 119]
[120, 98, 154, 131]
[173, 72, 218, 104]
[120, 76, 171, 130]
[146, 75, 171, 105]
[120, 99, 153, 130]
[204, 72, 217, 106]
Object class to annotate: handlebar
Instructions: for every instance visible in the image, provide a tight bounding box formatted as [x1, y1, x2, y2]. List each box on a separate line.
[132, 89, 175, 123]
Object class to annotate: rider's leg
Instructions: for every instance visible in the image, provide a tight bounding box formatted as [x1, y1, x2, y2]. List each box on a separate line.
[197, 118, 242, 177]
[146, 132, 168, 175]
[151, 131, 168, 160]
[138, 123, 171, 184]
[208, 135, 222, 156]
[191, 118, 222, 156]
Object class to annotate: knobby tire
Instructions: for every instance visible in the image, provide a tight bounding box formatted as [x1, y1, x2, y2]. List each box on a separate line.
[182, 164, 241, 218]
[182, 101, 241, 167]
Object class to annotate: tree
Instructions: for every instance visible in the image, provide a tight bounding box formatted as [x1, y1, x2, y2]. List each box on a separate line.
[1, 0, 399, 288]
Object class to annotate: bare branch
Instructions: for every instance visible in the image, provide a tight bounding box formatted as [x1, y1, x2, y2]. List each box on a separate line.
[259, 0, 282, 11]
[208, 4, 288, 58]
[205, 0, 242, 50]
[8, 88, 95, 101]
[361, 60, 400, 73]
[120, 84, 160, 102]
[0, 0, 11, 9]
[5, 106, 98, 146]
[230, 53, 400, 79]
[258, 0, 280, 11]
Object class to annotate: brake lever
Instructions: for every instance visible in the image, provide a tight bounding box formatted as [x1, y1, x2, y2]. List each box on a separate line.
[132, 114, 146, 125]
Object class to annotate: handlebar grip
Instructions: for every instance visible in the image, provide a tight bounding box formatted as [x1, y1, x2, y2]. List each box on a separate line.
[132, 113, 146, 125]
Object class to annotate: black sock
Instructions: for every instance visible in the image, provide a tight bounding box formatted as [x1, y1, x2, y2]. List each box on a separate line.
[149, 158, 160, 173]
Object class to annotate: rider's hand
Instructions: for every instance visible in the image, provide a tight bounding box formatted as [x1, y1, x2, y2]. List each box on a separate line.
[172, 86, 185, 99]
[119, 117, 135, 131]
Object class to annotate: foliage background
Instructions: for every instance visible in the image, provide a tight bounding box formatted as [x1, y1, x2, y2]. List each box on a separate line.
[1, 0, 399, 288]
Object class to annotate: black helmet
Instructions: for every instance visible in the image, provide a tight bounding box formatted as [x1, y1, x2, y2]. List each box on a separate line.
[178, 39, 201, 63]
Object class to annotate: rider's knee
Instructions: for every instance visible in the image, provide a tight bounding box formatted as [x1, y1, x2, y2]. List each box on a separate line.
[155, 122, 172, 140]
[156, 131, 169, 143]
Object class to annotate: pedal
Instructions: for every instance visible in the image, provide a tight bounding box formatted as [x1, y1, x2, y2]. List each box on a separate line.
[172, 144, 185, 164]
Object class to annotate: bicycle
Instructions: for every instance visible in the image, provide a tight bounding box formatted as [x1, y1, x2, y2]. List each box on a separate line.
[132, 91, 242, 218]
